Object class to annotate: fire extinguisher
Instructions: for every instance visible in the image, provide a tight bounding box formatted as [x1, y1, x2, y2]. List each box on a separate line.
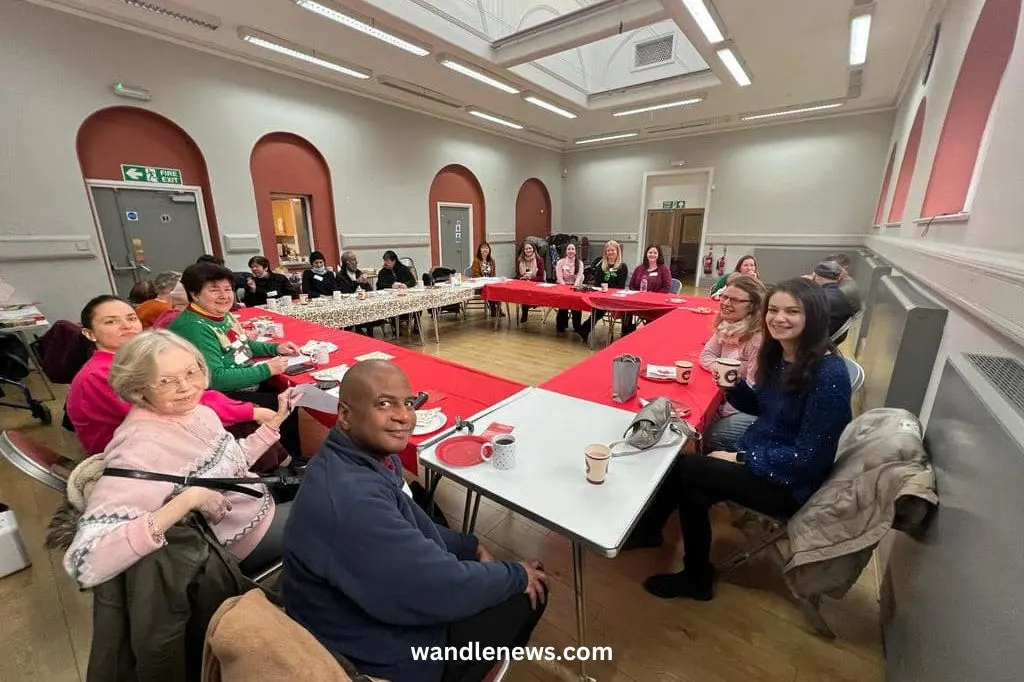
[703, 247, 714, 275]
[716, 248, 727, 276]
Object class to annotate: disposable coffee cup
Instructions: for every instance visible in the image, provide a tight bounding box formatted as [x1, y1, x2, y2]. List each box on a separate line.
[601, 283, 609, 291]
[357, 290, 367, 300]
[332, 291, 342, 301]
[675, 360, 693, 385]
[713, 358, 742, 388]
[584, 444, 611, 484]
[299, 294, 309, 304]
[266, 297, 278, 311]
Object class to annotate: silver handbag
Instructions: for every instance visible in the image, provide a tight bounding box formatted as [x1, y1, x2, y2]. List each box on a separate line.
[610, 397, 701, 456]
[611, 354, 641, 402]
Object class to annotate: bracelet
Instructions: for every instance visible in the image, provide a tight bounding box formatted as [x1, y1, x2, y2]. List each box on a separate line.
[146, 513, 167, 546]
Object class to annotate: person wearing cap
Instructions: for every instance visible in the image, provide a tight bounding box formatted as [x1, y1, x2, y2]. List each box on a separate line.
[302, 251, 337, 299]
[812, 260, 858, 340]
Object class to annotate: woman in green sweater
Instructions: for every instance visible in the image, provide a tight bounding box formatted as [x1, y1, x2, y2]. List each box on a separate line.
[170, 261, 304, 459]
[709, 254, 758, 297]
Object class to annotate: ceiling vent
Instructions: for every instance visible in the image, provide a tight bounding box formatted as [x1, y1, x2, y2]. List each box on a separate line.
[118, 0, 221, 30]
[848, 67, 864, 98]
[377, 76, 463, 109]
[633, 35, 674, 69]
[646, 115, 730, 134]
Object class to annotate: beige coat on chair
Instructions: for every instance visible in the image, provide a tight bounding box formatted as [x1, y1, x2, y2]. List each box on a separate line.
[783, 408, 938, 600]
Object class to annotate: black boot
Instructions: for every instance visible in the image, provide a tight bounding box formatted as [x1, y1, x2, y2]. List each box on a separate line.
[643, 566, 715, 601]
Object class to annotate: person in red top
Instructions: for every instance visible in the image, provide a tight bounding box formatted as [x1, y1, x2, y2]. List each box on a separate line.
[622, 245, 673, 334]
[515, 241, 545, 323]
[65, 295, 275, 457]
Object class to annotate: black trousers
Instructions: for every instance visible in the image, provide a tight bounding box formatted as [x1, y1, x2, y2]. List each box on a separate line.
[238, 501, 291, 576]
[555, 309, 582, 332]
[224, 384, 302, 459]
[440, 594, 547, 682]
[577, 309, 606, 337]
[633, 454, 800, 571]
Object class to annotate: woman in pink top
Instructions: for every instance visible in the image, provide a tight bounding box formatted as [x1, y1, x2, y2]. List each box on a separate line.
[65, 295, 273, 456]
[622, 245, 673, 334]
[555, 242, 584, 333]
[63, 330, 297, 589]
[699, 275, 766, 451]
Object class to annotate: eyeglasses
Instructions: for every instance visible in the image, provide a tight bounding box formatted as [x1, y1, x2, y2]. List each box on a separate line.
[719, 295, 751, 305]
[148, 366, 206, 394]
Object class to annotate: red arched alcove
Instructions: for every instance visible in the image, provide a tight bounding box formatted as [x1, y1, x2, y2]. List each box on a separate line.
[250, 133, 339, 268]
[515, 178, 552, 244]
[428, 165, 485, 266]
[874, 145, 898, 226]
[76, 106, 221, 253]
[888, 100, 927, 224]
[922, 0, 1022, 217]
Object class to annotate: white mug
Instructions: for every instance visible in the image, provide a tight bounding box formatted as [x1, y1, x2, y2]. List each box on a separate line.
[481, 434, 517, 470]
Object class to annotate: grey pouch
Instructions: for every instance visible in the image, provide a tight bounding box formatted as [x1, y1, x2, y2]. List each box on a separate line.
[610, 397, 701, 456]
[611, 354, 641, 402]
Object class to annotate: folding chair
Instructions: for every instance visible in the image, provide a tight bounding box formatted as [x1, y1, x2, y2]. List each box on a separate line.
[670, 278, 683, 294]
[831, 310, 863, 345]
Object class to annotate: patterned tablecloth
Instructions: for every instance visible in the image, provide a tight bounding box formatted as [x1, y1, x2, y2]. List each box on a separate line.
[265, 285, 475, 328]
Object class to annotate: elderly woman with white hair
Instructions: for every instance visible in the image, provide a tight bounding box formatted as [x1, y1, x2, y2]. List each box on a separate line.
[63, 329, 297, 589]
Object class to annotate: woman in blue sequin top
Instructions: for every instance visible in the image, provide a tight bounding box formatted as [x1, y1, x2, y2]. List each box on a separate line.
[636, 278, 852, 601]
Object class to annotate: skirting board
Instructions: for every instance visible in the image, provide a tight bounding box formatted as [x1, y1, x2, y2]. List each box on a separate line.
[867, 235, 1024, 349]
[342, 233, 430, 249]
[0, 235, 97, 261]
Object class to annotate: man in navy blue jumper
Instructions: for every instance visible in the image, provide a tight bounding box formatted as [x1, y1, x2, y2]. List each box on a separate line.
[282, 360, 548, 682]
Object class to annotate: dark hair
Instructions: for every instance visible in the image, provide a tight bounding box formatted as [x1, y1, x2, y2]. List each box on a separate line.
[310, 251, 326, 264]
[81, 294, 130, 328]
[755, 278, 834, 393]
[128, 280, 156, 305]
[248, 255, 270, 269]
[826, 252, 851, 269]
[734, 255, 756, 273]
[476, 242, 495, 263]
[181, 262, 236, 302]
[196, 254, 225, 266]
[643, 245, 664, 266]
[382, 250, 398, 263]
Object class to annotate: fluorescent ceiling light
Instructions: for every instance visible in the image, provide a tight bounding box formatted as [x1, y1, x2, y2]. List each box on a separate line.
[239, 29, 371, 80]
[439, 56, 519, 94]
[575, 132, 640, 145]
[523, 93, 577, 119]
[717, 48, 751, 87]
[467, 109, 524, 130]
[294, 0, 430, 57]
[120, 0, 220, 30]
[741, 102, 844, 121]
[681, 0, 724, 43]
[613, 97, 704, 117]
[849, 13, 872, 66]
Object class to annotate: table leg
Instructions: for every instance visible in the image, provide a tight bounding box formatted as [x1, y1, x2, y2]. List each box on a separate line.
[432, 309, 440, 344]
[467, 494, 482, 534]
[417, 311, 429, 346]
[424, 468, 442, 517]
[460, 489, 474, 533]
[572, 541, 594, 682]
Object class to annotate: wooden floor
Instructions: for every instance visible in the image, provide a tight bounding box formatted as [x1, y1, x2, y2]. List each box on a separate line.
[0, 302, 883, 682]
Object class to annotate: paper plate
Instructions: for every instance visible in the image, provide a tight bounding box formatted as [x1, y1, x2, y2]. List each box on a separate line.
[436, 435, 491, 467]
[413, 409, 447, 436]
[301, 341, 338, 354]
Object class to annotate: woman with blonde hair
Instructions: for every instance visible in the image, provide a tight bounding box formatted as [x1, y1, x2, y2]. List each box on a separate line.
[63, 329, 297, 589]
[576, 240, 629, 342]
[699, 275, 767, 451]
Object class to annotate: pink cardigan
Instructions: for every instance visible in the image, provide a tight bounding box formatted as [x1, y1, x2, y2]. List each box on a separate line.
[555, 257, 584, 286]
[66, 350, 255, 455]
[64, 405, 279, 588]
[700, 328, 762, 417]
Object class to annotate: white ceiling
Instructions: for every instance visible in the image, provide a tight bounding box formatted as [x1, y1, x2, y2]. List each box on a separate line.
[27, 0, 938, 150]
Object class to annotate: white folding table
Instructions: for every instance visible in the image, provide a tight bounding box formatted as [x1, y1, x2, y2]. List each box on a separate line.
[418, 387, 686, 681]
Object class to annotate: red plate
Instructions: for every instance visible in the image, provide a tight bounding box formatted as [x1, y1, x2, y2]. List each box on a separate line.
[436, 435, 494, 467]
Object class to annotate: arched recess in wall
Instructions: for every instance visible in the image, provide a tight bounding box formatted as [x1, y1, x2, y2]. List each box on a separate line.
[250, 133, 339, 269]
[888, 100, 927, 224]
[874, 145, 898, 226]
[921, 0, 1022, 217]
[428, 165, 486, 267]
[76, 106, 221, 254]
[515, 178, 552, 244]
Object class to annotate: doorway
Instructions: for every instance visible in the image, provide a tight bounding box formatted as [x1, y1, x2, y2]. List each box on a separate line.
[638, 169, 714, 287]
[644, 208, 706, 283]
[89, 184, 210, 298]
[436, 203, 473, 275]
[271, 195, 313, 265]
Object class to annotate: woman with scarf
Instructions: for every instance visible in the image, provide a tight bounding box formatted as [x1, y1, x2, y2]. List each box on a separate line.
[515, 240, 545, 323]
[301, 251, 337, 298]
[699, 275, 766, 451]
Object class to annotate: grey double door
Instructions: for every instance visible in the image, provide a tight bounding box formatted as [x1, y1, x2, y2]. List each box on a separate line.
[437, 204, 472, 275]
[91, 187, 207, 298]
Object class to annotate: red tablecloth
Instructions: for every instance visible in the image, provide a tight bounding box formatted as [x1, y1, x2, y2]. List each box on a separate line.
[540, 303, 724, 433]
[235, 309, 526, 473]
[481, 280, 693, 314]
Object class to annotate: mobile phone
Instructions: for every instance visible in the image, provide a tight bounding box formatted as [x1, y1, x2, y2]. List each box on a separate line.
[284, 362, 316, 376]
[315, 379, 339, 390]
